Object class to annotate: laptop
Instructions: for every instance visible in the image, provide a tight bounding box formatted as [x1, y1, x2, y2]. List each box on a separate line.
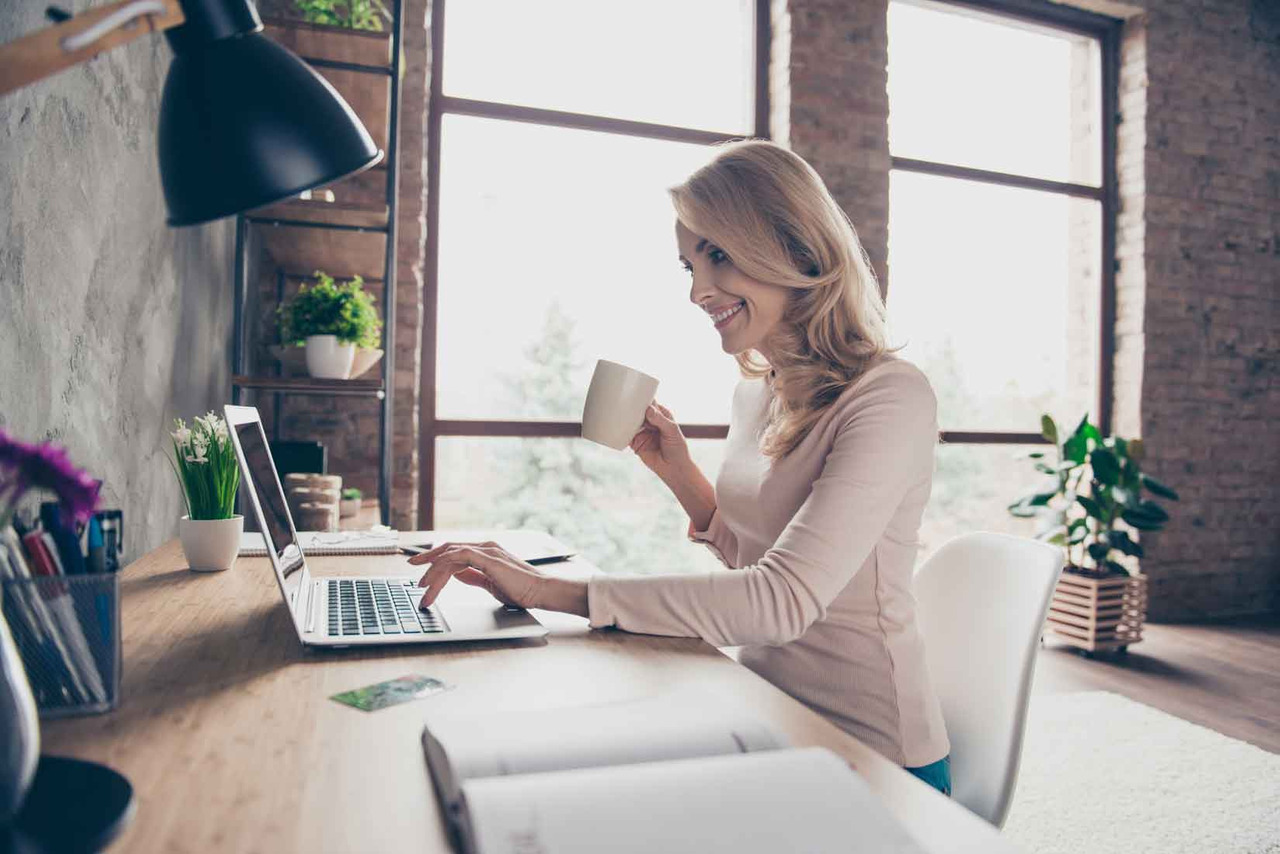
[224, 405, 549, 648]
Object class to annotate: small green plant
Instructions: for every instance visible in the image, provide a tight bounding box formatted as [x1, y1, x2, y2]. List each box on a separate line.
[1008, 414, 1179, 577]
[294, 0, 389, 30]
[278, 270, 382, 349]
[341, 487, 362, 500]
[169, 413, 240, 520]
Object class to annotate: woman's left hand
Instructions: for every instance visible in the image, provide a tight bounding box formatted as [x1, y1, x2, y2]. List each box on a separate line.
[408, 541, 589, 616]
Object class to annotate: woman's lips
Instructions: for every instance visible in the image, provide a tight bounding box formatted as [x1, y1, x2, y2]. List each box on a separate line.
[711, 301, 745, 330]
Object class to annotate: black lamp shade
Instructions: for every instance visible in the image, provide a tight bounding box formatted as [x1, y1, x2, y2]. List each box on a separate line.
[158, 27, 382, 226]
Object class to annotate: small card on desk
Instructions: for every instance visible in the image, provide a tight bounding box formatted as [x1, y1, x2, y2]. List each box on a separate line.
[330, 674, 452, 712]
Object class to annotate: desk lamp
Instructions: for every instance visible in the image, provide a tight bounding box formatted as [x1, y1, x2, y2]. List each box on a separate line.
[0, 0, 384, 225]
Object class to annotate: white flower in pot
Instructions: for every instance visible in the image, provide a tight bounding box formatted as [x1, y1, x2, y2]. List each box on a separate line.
[278, 270, 383, 381]
[169, 412, 243, 572]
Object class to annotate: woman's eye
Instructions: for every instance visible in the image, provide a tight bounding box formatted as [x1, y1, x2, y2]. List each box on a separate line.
[708, 249, 729, 265]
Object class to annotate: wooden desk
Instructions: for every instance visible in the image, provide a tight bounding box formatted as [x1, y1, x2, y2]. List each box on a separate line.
[42, 535, 1016, 853]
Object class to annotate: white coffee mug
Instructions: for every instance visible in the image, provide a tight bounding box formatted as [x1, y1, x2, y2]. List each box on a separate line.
[582, 359, 660, 450]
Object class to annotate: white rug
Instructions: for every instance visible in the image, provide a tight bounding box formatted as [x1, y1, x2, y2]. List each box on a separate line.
[1003, 691, 1280, 854]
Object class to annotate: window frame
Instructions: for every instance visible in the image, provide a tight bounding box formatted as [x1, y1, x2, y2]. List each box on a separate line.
[419, 0, 771, 526]
[887, 0, 1122, 446]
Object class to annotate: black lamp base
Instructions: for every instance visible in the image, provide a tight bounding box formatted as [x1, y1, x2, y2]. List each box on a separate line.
[3, 756, 135, 853]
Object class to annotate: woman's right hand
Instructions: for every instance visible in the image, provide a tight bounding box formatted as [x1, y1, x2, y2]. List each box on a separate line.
[630, 402, 693, 484]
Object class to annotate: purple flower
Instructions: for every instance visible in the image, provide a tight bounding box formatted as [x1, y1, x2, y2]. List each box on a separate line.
[0, 428, 102, 523]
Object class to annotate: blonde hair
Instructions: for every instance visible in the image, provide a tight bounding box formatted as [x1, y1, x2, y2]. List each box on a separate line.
[668, 139, 895, 458]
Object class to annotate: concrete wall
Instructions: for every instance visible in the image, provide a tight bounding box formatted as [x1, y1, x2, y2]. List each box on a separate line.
[0, 1, 235, 562]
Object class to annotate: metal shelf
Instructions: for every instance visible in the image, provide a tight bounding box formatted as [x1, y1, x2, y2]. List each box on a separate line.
[231, 5, 404, 527]
[231, 376, 386, 399]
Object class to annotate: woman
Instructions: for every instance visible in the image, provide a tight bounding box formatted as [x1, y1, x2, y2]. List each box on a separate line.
[411, 140, 951, 795]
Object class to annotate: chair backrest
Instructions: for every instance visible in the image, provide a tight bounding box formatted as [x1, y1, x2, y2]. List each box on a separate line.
[914, 531, 1063, 827]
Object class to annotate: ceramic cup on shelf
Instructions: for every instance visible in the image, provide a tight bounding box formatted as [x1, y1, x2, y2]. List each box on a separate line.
[296, 502, 338, 533]
[287, 487, 339, 513]
[304, 335, 355, 379]
[285, 473, 342, 492]
[179, 515, 244, 572]
[581, 359, 660, 451]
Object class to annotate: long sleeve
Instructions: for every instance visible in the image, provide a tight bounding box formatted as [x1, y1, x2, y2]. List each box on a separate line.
[588, 365, 938, 647]
[687, 509, 740, 569]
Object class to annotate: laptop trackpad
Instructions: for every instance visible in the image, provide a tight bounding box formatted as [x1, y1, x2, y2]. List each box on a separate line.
[412, 582, 544, 634]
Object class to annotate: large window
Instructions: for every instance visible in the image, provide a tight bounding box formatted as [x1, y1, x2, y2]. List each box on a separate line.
[423, 0, 768, 574]
[886, 0, 1120, 554]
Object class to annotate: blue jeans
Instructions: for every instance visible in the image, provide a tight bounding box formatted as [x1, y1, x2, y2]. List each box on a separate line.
[905, 754, 952, 796]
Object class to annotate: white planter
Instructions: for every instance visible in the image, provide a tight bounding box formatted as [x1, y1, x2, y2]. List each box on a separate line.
[305, 335, 355, 379]
[339, 496, 362, 518]
[179, 515, 244, 573]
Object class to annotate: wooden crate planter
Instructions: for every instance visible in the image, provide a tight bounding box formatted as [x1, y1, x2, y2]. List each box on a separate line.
[261, 18, 392, 68]
[1045, 572, 1148, 654]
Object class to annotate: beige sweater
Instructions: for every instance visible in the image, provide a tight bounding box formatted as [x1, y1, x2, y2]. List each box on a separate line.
[587, 355, 950, 767]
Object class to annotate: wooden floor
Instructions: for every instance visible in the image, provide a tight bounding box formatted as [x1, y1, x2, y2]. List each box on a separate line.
[1031, 613, 1280, 754]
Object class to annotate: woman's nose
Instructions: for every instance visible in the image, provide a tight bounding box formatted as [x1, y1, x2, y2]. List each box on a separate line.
[688, 273, 717, 307]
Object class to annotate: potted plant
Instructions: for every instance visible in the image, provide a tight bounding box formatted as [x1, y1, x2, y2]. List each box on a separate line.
[278, 271, 383, 380]
[1008, 414, 1179, 656]
[170, 413, 242, 573]
[339, 487, 362, 519]
[293, 0, 391, 31]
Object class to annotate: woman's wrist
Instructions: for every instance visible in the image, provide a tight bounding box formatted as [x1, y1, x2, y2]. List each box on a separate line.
[664, 465, 716, 532]
[534, 576, 589, 617]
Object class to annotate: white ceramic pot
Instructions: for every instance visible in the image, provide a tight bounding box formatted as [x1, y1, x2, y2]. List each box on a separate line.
[305, 335, 355, 379]
[0, 609, 38, 821]
[339, 497, 361, 518]
[179, 515, 244, 572]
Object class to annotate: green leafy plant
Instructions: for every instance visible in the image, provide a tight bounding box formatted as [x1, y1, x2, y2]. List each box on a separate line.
[278, 270, 382, 349]
[341, 487, 362, 500]
[293, 0, 390, 30]
[1008, 414, 1179, 577]
[169, 413, 240, 520]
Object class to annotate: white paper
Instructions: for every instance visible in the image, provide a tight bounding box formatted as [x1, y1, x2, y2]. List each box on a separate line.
[238, 529, 399, 556]
[463, 747, 927, 854]
[422, 695, 786, 847]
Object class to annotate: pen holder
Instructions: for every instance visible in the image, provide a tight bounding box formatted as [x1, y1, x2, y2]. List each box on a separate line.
[0, 574, 121, 718]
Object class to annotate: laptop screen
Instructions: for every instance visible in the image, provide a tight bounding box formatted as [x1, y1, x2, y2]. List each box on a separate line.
[233, 417, 307, 602]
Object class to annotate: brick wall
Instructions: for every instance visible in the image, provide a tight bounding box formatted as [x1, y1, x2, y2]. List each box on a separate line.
[1127, 0, 1280, 618]
[253, 0, 429, 529]
[783, 0, 892, 289]
[779, 0, 1279, 618]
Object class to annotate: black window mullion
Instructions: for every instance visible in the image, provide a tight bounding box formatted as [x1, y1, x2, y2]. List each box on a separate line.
[888, 0, 1118, 444]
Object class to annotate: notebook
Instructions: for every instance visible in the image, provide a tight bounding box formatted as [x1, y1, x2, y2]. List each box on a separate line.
[238, 528, 399, 557]
[422, 695, 928, 854]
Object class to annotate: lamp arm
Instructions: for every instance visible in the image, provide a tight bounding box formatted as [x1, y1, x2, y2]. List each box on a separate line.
[0, 0, 185, 98]
[63, 0, 170, 51]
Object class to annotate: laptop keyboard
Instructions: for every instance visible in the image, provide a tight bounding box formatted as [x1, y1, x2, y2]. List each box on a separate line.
[326, 579, 446, 637]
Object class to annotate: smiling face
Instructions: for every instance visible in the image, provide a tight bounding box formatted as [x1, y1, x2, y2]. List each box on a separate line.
[676, 220, 791, 359]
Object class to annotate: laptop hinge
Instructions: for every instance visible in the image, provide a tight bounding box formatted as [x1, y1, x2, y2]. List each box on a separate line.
[305, 580, 321, 634]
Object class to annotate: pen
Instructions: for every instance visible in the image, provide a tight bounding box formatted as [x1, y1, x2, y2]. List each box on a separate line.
[400, 544, 574, 565]
[87, 516, 106, 573]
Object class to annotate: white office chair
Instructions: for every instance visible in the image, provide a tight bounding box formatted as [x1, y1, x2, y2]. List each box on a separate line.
[914, 531, 1063, 828]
